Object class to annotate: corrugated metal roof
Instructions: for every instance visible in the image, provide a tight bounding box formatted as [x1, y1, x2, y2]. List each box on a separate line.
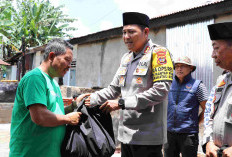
[152, 0, 224, 19]
[70, 0, 232, 45]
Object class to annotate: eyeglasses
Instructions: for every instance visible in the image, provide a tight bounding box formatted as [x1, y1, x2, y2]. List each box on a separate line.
[175, 65, 190, 69]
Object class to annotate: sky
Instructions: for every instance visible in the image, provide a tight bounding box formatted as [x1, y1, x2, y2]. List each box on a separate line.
[50, 0, 216, 38]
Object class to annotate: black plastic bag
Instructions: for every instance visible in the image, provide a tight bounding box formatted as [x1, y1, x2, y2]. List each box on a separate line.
[61, 99, 116, 157]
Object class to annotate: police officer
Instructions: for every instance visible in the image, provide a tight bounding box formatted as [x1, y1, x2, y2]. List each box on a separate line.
[164, 56, 208, 157]
[85, 12, 174, 157]
[202, 22, 232, 157]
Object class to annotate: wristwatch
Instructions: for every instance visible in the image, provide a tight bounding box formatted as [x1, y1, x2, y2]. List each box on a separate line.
[118, 98, 125, 110]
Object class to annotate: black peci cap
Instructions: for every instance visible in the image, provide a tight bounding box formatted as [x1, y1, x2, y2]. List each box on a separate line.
[123, 12, 149, 27]
[208, 22, 232, 40]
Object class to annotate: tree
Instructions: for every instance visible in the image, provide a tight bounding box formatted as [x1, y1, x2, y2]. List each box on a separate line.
[0, 0, 18, 56]
[0, 0, 77, 57]
[0, 0, 14, 44]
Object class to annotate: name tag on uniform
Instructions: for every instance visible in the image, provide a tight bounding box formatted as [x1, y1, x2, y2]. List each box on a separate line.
[133, 52, 150, 76]
[133, 68, 148, 75]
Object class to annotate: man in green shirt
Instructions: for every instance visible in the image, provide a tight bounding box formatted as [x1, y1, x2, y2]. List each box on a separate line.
[9, 38, 88, 157]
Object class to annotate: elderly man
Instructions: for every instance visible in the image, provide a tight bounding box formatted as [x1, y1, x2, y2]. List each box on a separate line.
[164, 56, 208, 157]
[85, 12, 174, 157]
[203, 22, 232, 157]
[9, 38, 88, 157]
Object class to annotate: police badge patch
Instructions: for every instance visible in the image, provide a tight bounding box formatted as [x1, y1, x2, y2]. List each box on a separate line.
[136, 77, 143, 84]
[156, 50, 167, 65]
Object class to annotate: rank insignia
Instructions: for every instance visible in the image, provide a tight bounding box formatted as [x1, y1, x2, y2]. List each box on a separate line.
[144, 46, 150, 54]
[124, 54, 132, 64]
[125, 58, 131, 64]
[118, 67, 127, 75]
[217, 80, 226, 87]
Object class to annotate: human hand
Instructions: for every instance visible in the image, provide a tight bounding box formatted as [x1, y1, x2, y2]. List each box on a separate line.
[99, 100, 120, 113]
[206, 141, 219, 157]
[84, 96, 91, 106]
[72, 93, 91, 108]
[222, 146, 232, 157]
[66, 112, 82, 125]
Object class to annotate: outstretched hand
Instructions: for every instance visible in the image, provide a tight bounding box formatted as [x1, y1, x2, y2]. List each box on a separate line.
[84, 96, 91, 106]
[99, 100, 120, 113]
[73, 93, 91, 107]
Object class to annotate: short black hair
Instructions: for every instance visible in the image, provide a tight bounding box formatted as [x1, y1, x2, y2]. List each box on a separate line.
[122, 24, 147, 32]
[225, 40, 232, 47]
[44, 38, 73, 60]
[137, 24, 147, 31]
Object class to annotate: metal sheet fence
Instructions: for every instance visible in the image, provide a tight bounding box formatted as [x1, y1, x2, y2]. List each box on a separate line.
[166, 19, 214, 92]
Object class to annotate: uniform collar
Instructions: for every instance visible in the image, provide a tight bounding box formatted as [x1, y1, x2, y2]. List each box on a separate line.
[132, 39, 151, 60]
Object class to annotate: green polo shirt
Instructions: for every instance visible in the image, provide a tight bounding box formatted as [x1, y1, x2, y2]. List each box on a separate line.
[10, 68, 65, 157]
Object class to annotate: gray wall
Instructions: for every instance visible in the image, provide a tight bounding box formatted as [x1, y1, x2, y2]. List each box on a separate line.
[75, 37, 126, 88]
[149, 26, 167, 46]
[74, 28, 166, 88]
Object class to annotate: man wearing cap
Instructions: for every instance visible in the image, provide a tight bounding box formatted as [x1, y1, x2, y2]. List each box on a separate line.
[85, 12, 174, 157]
[164, 56, 208, 157]
[202, 22, 232, 157]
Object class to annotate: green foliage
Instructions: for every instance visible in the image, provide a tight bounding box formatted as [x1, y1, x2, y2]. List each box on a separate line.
[0, 1, 14, 44]
[1, 65, 7, 73]
[0, 0, 77, 56]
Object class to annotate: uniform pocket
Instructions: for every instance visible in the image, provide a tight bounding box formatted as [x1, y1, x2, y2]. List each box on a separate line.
[132, 67, 149, 88]
[132, 76, 146, 87]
